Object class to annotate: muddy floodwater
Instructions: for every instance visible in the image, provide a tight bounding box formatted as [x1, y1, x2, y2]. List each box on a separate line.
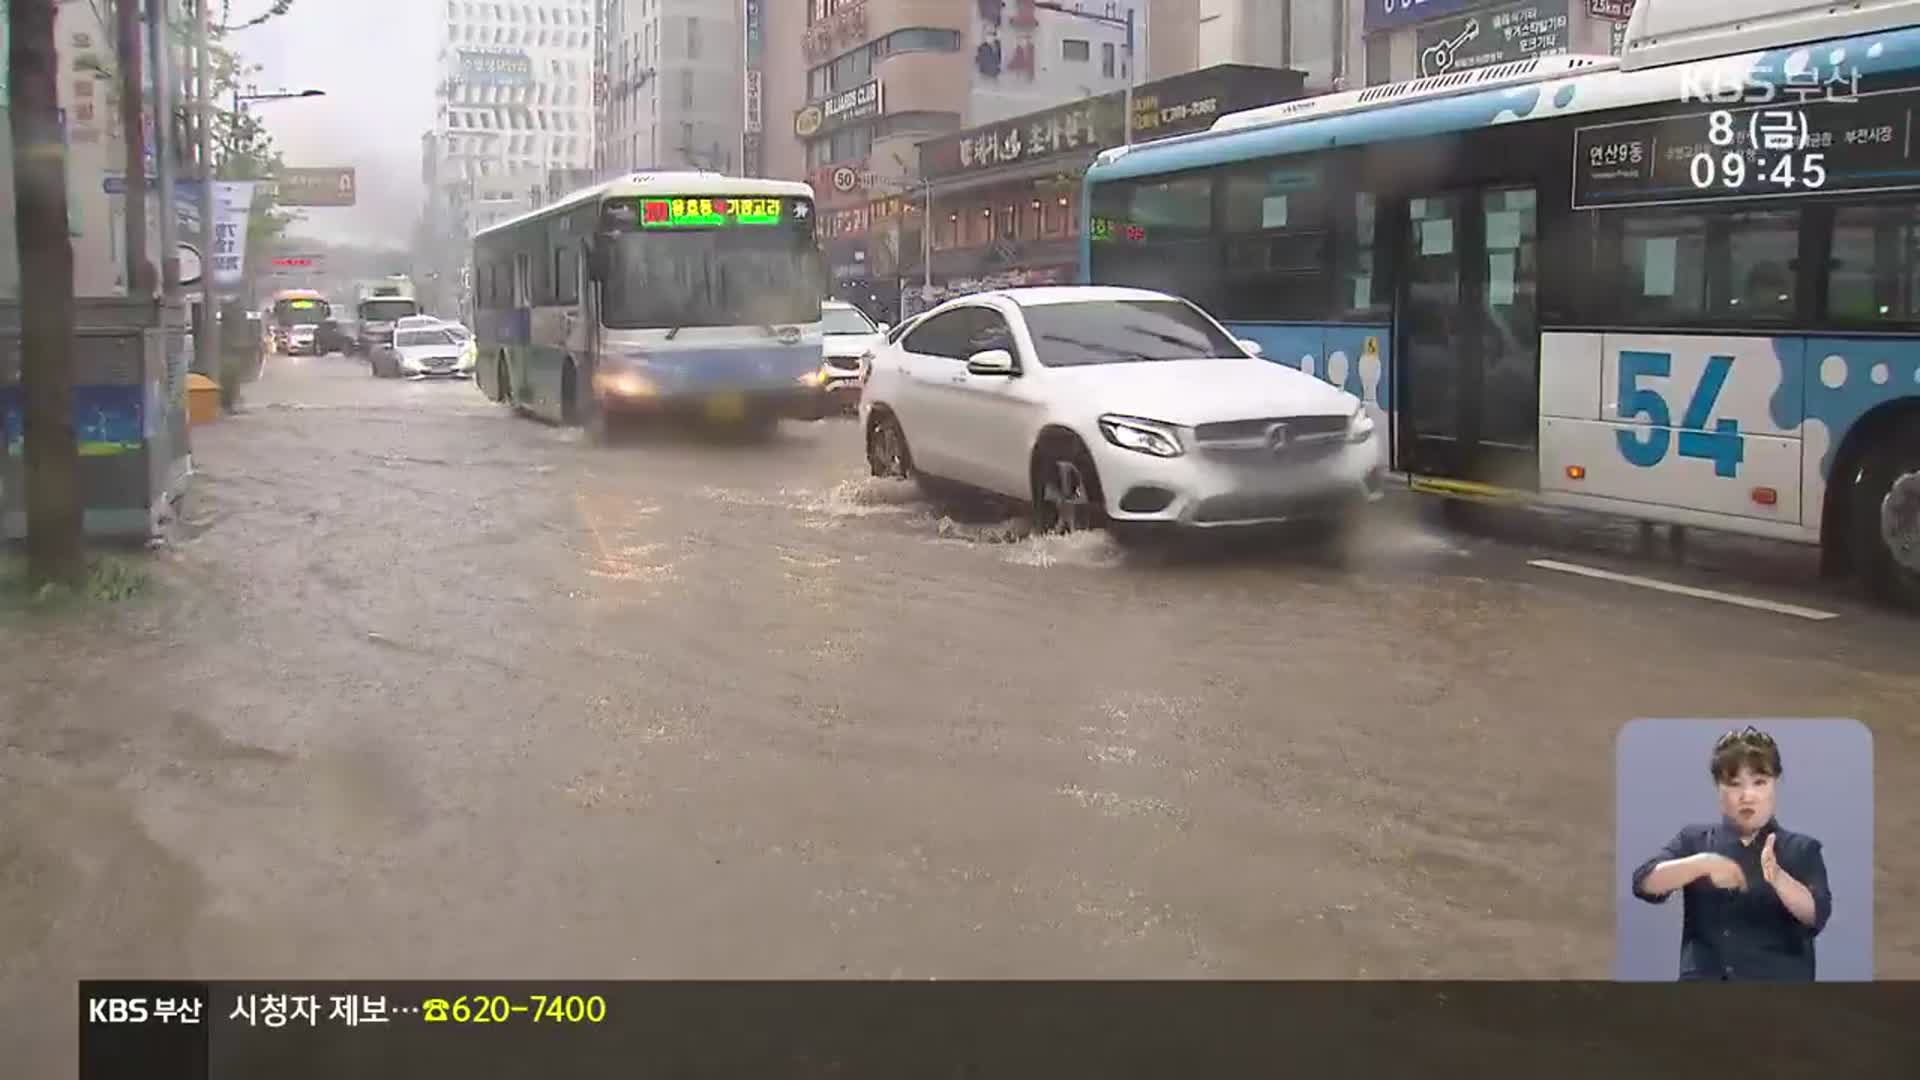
[5, 356, 1916, 1073]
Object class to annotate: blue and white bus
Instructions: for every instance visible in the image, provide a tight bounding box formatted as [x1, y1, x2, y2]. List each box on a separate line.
[1082, 1, 1920, 609]
[473, 172, 828, 434]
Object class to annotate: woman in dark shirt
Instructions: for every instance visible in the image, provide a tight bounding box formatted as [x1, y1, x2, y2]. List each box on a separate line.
[1630, 726, 1833, 981]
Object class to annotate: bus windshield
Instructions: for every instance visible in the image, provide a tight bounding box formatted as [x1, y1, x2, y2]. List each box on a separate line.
[359, 298, 419, 323]
[273, 298, 329, 327]
[601, 230, 822, 330]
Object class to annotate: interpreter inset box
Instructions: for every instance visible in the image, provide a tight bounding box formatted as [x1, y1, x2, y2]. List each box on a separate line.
[1614, 719, 1873, 982]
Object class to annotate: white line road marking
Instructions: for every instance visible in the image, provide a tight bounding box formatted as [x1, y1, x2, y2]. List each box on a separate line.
[1525, 559, 1841, 621]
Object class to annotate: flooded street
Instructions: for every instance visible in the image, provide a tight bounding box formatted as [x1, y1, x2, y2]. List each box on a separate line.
[6, 355, 1917, 1071]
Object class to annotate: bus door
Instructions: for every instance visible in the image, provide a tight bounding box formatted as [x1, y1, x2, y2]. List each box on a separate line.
[1394, 185, 1541, 492]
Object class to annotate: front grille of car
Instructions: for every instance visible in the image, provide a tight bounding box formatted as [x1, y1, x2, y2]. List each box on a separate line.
[1192, 491, 1355, 524]
[1193, 414, 1348, 444]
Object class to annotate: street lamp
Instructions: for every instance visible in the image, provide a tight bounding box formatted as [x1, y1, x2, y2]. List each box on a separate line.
[1034, 2, 1136, 145]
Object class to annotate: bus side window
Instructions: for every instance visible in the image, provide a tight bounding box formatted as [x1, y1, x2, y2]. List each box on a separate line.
[1595, 208, 1710, 324]
[556, 244, 579, 306]
[1217, 161, 1330, 322]
[1337, 191, 1386, 320]
[513, 252, 531, 308]
[1594, 206, 1798, 325]
[1827, 203, 1920, 324]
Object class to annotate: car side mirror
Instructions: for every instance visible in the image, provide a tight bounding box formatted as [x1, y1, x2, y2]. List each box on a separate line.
[876, 322, 890, 335]
[966, 348, 1016, 376]
[1236, 338, 1265, 357]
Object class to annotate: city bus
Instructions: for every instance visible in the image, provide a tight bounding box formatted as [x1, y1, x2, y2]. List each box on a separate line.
[1080, 0, 1920, 609]
[472, 171, 827, 434]
[267, 288, 330, 352]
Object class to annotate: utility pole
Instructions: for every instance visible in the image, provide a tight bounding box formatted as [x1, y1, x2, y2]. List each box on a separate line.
[152, 0, 178, 297]
[195, 0, 217, 375]
[117, 0, 150, 295]
[8, 0, 84, 585]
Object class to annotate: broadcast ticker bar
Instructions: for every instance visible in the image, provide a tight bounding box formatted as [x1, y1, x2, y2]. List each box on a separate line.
[81, 980, 1920, 1080]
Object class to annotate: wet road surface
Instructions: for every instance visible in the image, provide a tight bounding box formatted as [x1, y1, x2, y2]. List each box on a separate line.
[4, 353, 1915, 1069]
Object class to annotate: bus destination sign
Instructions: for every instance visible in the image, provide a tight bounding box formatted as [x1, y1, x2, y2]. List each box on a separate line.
[622, 196, 799, 229]
[1572, 88, 1920, 209]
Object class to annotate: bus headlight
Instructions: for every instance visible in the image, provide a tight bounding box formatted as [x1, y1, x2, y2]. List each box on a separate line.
[594, 370, 656, 398]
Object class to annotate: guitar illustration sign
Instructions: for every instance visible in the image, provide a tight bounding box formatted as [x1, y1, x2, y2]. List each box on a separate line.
[1420, 19, 1482, 76]
[1415, 0, 1570, 79]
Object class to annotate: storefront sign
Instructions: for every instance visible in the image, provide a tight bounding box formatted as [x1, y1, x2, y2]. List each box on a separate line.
[744, 0, 763, 65]
[1589, 0, 1634, 18]
[1610, 17, 1628, 55]
[1365, 0, 1481, 34]
[824, 80, 882, 125]
[744, 70, 763, 134]
[795, 104, 824, 138]
[1415, 0, 1569, 78]
[1131, 92, 1222, 138]
[829, 206, 872, 238]
[921, 99, 1121, 178]
[918, 64, 1306, 181]
[458, 49, 533, 87]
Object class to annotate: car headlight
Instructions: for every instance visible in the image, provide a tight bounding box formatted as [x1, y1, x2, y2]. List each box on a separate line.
[1347, 405, 1376, 443]
[1098, 415, 1184, 458]
[799, 367, 826, 387]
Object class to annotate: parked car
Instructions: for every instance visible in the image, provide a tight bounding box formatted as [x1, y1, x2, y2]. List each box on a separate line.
[816, 300, 888, 413]
[372, 325, 473, 379]
[286, 323, 319, 356]
[859, 286, 1386, 538]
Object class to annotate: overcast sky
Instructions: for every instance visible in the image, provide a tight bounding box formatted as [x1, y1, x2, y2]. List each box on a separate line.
[234, 0, 438, 249]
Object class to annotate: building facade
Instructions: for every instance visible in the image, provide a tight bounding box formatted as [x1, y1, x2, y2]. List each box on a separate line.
[595, 0, 744, 176]
[764, 0, 1196, 313]
[420, 0, 598, 315]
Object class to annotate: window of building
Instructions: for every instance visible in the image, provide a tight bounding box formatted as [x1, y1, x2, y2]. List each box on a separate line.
[688, 16, 700, 59]
[966, 206, 992, 247]
[1063, 39, 1090, 62]
[1365, 34, 1391, 87]
[1102, 42, 1115, 78]
[681, 69, 693, 109]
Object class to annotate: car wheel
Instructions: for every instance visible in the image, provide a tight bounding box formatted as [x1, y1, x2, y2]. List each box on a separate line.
[1851, 422, 1920, 611]
[866, 410, 913, 478]
[1031, 438, 1105, 534]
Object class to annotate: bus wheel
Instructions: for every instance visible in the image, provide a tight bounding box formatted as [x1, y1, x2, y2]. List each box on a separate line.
[561, 363, 581, 426]
[1851, 422, 1920, 611]
[495, 356, 511, 405]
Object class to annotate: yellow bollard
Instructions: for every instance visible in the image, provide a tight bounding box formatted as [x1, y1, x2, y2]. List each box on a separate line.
[186, 373, 222, 425]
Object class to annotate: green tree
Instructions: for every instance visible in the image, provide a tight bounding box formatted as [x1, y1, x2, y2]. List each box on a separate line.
[172, 2, 302, 301]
